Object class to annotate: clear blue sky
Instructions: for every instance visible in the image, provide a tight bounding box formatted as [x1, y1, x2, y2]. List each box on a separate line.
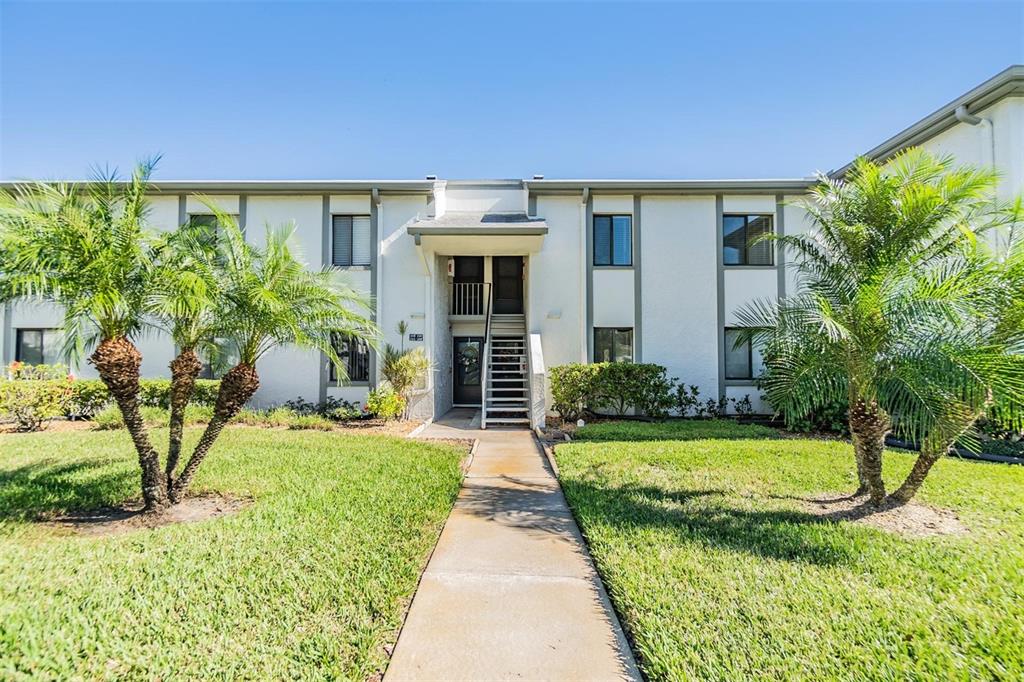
[2, 1, 1021, 181]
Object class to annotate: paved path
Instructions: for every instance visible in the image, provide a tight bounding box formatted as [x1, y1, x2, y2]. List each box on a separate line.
[385, 410, 641, 681]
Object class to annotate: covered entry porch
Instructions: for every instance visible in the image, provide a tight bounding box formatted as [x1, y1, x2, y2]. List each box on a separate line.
[407, 212, 548, 429]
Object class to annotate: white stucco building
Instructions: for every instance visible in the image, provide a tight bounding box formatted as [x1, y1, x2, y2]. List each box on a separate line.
[3, 66, 1022, 428]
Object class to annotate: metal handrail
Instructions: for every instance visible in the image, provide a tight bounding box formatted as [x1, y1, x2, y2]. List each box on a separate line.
[480, 282, 493, 428]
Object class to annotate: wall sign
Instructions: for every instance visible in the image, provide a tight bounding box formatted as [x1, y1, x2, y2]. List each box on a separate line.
[408, 333, 424, 341]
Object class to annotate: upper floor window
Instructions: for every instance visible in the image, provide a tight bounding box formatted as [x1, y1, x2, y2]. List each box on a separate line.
[724, 327, 763, 380]
[15, 328, 61, 366]
[331, 333, 370, 383]
[723, 214, 773, 266]
[332, 215, 372, 267]
[594, 215, 632, 266]
[594, 327, 633, 363]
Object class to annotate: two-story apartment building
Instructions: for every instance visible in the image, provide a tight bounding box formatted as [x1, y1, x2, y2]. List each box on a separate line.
[3, 66, 1022, 428]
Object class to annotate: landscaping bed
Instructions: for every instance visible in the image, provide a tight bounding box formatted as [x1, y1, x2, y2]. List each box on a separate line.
[0, 427, 465, 679]
[554, 421, 1024, 681]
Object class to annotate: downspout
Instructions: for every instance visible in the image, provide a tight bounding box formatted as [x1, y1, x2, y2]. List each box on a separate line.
[955, 104, 995, 170]
[579, 187, 589, 363]
[955, 104, 1001, 252]
[372, 188, 383, 384]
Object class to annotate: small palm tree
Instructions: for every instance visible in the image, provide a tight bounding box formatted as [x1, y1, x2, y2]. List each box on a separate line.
[169, 211, 377, 502]
[737, 150, 1024, 506]
[148, 212, 221, 481]
[0, 159, 170, 510]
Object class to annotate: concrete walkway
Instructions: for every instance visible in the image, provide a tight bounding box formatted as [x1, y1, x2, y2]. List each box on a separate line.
[386, 409, 641, 681]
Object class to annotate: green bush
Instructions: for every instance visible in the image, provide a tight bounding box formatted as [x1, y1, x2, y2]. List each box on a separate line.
[63, 377, 222, 418]
[67, 379, 109, 417]
[0, 375, 75, 432]
[550, 364, 601, 422]
[550, 362, 676, 419]
[366, 387, 405, 421]
[592, 362, 676, 418]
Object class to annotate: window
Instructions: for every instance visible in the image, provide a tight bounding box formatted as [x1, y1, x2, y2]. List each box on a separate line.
[594, 215, 632, 266]
[15, 329, 62, 365]
[594, 328, 633, 363]
[331, 333, 370, 383]
[332, 215, 372, 267]
[723, 214, 773, 266]
[197, 340, 237, 380]
[724, 328, 764, 380]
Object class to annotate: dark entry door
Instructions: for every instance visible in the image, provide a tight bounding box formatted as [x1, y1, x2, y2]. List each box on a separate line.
[493, 256, 523, 314]
[453, 336, 483, 405]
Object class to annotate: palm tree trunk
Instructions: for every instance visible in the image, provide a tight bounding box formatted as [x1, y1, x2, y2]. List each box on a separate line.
[91, 337, 169, 511]
[170, 363, 259, 503]
[166, 349, 202, 484]
[848, 398, 888, 506]
[888, 447, 944, 504]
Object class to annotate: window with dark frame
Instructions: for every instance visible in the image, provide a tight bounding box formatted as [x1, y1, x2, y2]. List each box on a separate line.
[594, 328, 633, 363]
[723, 214, 774, 266]
[332, 215, 372, 267]
[330, 333, 370, 383]
[724, 327, 756, 380]
[15, 328, 62, 366]
[593, 215, 632, 266]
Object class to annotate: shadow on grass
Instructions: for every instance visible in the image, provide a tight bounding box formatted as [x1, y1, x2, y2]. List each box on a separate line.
[0, 458, 135, 521]
[562, 479, 855, 567]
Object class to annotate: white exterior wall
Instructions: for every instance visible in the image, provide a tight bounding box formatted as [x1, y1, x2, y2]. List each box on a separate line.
[641, 196, 719, 401]
[530, 196, 585, 369]
[245, 195, 324, 407]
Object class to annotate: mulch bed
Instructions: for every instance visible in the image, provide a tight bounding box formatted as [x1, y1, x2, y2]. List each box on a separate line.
[44, 493, 251, 537]
[802, 493, 967, 538]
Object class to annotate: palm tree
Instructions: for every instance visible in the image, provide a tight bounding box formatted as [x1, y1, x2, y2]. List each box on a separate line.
[148, 213, 221, 482]
[737, 149, 1024, 506]
[888, 224, 1024, 502]
[169, 211, 377, 502]
[0, 160, 170, 510]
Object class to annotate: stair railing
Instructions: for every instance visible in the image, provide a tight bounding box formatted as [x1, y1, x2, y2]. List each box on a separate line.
[480, 282, 493, 429]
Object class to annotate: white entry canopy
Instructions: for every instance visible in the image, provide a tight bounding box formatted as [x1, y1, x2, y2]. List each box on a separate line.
[407, 211, 547, 254]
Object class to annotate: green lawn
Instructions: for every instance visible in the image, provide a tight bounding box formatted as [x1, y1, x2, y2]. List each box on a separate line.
[555, 421, 1024, 681]
[574, 418, 779, 442]
[0, 427, 464, 680]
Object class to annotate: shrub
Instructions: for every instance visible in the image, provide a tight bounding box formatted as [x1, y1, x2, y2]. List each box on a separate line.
[366, 387, 405, 421]
[592, 362, 676, 418]
[288, 414, 335, 431]
[283, 396, 362, 420]
[62, 377, 221, 418]
[0, 372, 75, 432]
[381, 346, 430, 399]
[549, 362, 676, 419]
[67, 379, 109, 417]
[550, 364, 601, 422]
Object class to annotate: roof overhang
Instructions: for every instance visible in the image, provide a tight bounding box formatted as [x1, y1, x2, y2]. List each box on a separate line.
[0, 180, 437, 195]
[831, 64, 1024, 177]
[406, 211, 548, 254]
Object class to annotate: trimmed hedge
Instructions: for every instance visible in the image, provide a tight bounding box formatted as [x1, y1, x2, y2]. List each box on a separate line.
[66, 378, 221, 417]
[550, 362, 676, 419]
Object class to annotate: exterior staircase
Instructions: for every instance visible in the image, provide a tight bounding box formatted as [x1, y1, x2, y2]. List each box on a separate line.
[483, 314, 530, 428]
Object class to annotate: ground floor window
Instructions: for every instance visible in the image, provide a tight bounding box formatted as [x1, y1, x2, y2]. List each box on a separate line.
[594, 328, 633, 363]
[724, 328, 764, 380]
[331, 333, 370, 383]
[15, 328, 62, 366]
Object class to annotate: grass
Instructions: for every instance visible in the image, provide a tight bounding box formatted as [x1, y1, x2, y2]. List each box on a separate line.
[555, 421, 1024, 681]
[574, 418, 779, 441]
[0, 427, 465, 679]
